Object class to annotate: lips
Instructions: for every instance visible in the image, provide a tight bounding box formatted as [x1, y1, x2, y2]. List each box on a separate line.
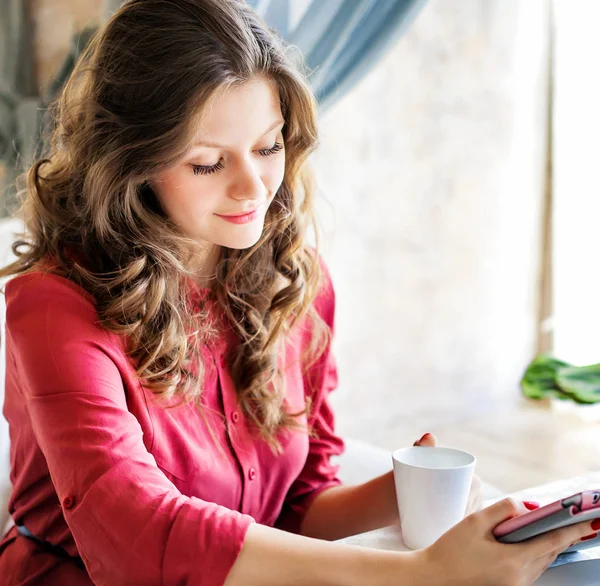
[215, 204, 264, 225]
[218, 207, 259, 218]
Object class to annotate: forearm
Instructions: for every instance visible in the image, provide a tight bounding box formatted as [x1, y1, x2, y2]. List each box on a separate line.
[300, 471, 399, 541]
[224, 522, 426, 586]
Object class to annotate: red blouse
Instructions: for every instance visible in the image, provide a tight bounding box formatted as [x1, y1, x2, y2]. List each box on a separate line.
[0, 266, 344, 585]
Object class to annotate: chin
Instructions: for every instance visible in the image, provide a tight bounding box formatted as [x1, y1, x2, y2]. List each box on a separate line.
[214, 226, 265, 251]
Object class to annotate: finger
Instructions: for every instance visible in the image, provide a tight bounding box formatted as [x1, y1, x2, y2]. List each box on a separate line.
[469, 491, 483, 514]
[481, 497, 528, 525]
[525, 520, 597, 559]
[575, 531, 599, 545]
[473, 476, 483, 512]
[466, 478, 479, 515]
[471, 474, 482, 493]
[413, 433, 437, 447]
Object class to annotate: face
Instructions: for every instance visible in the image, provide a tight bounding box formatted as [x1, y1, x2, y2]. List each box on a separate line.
[151, 77, 286, 265]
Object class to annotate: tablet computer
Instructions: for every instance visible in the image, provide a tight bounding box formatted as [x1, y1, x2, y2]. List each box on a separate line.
[493, 490, 600, 554]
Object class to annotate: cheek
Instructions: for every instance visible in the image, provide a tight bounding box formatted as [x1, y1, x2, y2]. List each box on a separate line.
[155, 174, 217, 223]
[266, 158, 286, 192]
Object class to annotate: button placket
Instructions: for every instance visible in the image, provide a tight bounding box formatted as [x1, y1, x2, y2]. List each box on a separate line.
[215, 351, 259, 515]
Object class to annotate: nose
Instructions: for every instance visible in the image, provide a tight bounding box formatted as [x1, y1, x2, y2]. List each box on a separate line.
[229, 158, 267, 202]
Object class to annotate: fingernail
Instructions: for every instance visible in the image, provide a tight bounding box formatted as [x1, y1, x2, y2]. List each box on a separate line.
[582, 533, 598, 541]
[592, 519, 600, 531]
[420, 433, 431, 441]
[523, 501, 540, 511]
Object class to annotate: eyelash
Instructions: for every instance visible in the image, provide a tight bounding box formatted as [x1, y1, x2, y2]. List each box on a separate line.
[192, 142, 284, 176]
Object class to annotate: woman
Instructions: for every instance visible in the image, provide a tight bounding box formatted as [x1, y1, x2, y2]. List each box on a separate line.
[0, 1, 594, 584]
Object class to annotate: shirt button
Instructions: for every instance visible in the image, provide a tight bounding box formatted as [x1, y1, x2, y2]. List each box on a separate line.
[248, 467, 257, 481]
[63, 496, 76, 509]
[231, 411, 240, 424]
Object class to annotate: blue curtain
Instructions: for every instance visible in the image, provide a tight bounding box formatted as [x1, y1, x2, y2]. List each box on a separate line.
[248, 0, 427, 110]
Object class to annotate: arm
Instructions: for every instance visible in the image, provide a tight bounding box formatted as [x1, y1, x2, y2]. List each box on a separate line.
[300, 471, 398, 540]
[225, 523, 422, 586]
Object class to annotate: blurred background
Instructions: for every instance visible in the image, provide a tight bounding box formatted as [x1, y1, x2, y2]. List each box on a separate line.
[0, 0, 598, 494]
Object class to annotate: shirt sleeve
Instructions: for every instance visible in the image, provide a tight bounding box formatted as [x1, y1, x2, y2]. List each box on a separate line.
[6, 274, 255, 586]
[275, 260, 345, 534]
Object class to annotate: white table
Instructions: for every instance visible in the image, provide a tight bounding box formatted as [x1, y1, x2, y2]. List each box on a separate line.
[338, 472, 600, 585]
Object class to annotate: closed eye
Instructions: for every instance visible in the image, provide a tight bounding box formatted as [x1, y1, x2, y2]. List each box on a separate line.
[257, 142, 284, 157]
[192, 161, 224, 176]
[191, 142, 284, 176]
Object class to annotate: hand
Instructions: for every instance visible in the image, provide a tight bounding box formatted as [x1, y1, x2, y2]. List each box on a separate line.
[413, 497, 597, 586]
[413, 432, 483, 515]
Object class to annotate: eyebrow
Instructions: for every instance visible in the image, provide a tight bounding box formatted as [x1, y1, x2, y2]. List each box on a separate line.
[192, 119, 285, 149]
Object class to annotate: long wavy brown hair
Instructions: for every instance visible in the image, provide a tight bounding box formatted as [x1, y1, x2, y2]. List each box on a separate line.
[0, 0, 330, 451]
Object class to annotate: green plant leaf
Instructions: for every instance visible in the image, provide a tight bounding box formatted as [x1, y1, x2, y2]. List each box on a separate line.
[521, 354, 571, 400]
[556, 363, 600, 404]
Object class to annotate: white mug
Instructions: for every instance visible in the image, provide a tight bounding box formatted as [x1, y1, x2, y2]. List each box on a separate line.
[392, 446, 476, 550]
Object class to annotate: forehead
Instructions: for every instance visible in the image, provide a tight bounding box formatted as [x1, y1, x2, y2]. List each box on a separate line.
[194, 77, 283, 143]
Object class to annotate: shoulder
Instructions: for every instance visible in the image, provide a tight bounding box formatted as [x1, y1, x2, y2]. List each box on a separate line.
[5, 270, 110, 345]
[6, 270, 96, 315]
